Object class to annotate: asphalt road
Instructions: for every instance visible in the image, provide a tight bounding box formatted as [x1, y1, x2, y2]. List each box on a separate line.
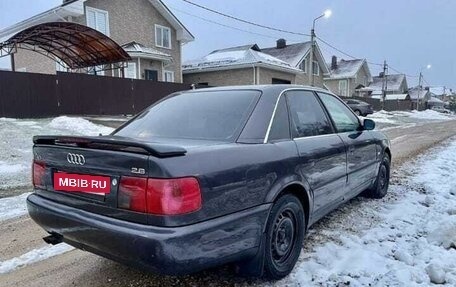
[1, 120, 456, 287]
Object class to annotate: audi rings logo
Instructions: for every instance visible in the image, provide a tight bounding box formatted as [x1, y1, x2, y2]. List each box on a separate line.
[67, 153, 86, 165]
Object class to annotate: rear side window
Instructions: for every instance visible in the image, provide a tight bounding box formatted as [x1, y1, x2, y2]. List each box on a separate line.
[268, 96, 290, 141]
[115, 90, 260, 141]
[318, 93, 360, 133]
[286, 90, 333, 138]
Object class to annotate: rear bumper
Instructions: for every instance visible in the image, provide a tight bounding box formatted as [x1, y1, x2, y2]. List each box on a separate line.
[27, 193, 270, 275]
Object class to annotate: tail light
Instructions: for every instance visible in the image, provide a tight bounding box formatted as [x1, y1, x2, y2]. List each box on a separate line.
[32, 160, 46, 188]
[118, 177, 147, 213]
[147, 178, 202, 215]
[118, 177, 201, 215]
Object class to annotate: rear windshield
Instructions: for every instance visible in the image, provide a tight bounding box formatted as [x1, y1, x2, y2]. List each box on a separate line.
[114, 90, 260, 141]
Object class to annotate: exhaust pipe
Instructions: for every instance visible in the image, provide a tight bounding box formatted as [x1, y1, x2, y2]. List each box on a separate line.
[43, 233, 63, 245]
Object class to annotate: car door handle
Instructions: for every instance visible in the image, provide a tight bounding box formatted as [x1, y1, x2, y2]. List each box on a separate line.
[348, 146, 355, 154]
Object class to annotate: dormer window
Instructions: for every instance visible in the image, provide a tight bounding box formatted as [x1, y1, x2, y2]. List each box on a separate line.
[155, 25, 171, 49]
[299, 59, 307, 73]
[312, 61, 319, 76]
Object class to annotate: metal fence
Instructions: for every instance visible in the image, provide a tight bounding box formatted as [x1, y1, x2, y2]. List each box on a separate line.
[0, 70, 191, 118]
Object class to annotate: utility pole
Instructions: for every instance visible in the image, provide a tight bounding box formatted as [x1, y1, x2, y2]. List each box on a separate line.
[381, 60, 388, 110]
[417, 72, 423, 110]
[309, 28, 315, 86]
[309, 10, 331, 87]
[417, 64, 431, 110]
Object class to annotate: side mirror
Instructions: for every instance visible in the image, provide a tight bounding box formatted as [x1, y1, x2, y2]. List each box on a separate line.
[362, 118, 375, 130]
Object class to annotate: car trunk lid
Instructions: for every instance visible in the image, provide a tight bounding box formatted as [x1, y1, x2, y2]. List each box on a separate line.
[32, 135, 187, 223]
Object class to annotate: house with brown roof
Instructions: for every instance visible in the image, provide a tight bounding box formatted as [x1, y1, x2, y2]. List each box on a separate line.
[0, 0, 194, 83]
[323, 56, 372, 97]
[182, 39, 329, 87]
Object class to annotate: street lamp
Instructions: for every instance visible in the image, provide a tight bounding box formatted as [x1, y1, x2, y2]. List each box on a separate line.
[309, 9, 332, 86]
[417, 64, 431, 110]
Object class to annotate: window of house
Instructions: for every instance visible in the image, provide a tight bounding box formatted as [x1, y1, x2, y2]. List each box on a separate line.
[163, 70, 174, 82]
[318, 92, 360, 133]
[155, 25, 172, 49]
[86, 7, 109, 35]
[299, 59, 307, 73]
[272, 78, 291, 84]
[125, 62, 137, 79]
[338, 80, 348, 97]
[286, 90, 333, 138]
[312, 61, 319, 76]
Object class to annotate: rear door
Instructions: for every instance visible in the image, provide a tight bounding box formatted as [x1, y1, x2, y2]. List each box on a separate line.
[284, 90, 347, 220]
[317, 92, 378, 198]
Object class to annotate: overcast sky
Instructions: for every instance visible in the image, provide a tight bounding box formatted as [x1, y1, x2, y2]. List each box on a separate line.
[1, 0, 455, 88]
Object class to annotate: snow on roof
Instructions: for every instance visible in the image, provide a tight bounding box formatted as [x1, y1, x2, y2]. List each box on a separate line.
[369, 74, 406, 92]
[122, 41, 171, 61]
[182, 45, 300, 73]
[408, 87, 431, 100]
[261, 42, 312, 67]
[326, 59, 366, 79]
[428, 97, 445, 103]
[429, 87, 453, 96]
[211, 44, 260, 54]
[261, 41, 329, 74]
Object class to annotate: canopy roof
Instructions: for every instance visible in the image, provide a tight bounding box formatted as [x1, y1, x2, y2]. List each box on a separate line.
[0, 22, 131, 69]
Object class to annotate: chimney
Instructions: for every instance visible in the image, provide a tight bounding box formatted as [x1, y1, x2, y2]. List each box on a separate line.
[331, 56, 337, 70]
[276, 38, 286, 49]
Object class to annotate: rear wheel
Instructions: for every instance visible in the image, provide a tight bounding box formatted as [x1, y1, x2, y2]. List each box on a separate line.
[263, 194, 305, 279]
[364, 153, 390, 198]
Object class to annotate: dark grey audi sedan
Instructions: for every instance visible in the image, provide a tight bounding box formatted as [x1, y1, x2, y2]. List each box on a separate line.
[27, 85, 390, 279]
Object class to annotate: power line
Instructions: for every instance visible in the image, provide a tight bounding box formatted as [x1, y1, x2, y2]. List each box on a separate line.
[169, 6, 299, 41]
[316, 36, 359, 61]
[318, 35, 422, 80]
[389, 65, 418, 78]
[179, 0, 431, 85]
[180, 0, 310, 37]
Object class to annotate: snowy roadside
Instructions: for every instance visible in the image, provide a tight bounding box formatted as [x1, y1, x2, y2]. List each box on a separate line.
[365, 109, 455, 130]
[0, 244, 74, 274]
[281, 138, 456, 286]
[0, 193, 31, 222]
[0, 116, 114, 192]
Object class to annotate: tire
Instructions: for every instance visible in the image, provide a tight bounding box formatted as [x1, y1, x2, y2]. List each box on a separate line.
[263, 194, 305, 280]
[354, 110, 362, 116]
[364, 153, 390, 198]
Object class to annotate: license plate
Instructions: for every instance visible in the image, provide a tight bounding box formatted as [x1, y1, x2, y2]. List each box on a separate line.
[54, 172, 111, 194]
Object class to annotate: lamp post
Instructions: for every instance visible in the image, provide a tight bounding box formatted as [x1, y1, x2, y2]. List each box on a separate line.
[417, 64, 431, 110]
[309, 9, 331, 86]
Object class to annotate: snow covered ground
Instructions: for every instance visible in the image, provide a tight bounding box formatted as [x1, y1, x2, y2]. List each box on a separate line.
[0, 244, 74, 275]
[0, 192, 31, 221]
[0, 116, 114, 192]
[366, 110, 455, 130]
[279, 137, 456, 286]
